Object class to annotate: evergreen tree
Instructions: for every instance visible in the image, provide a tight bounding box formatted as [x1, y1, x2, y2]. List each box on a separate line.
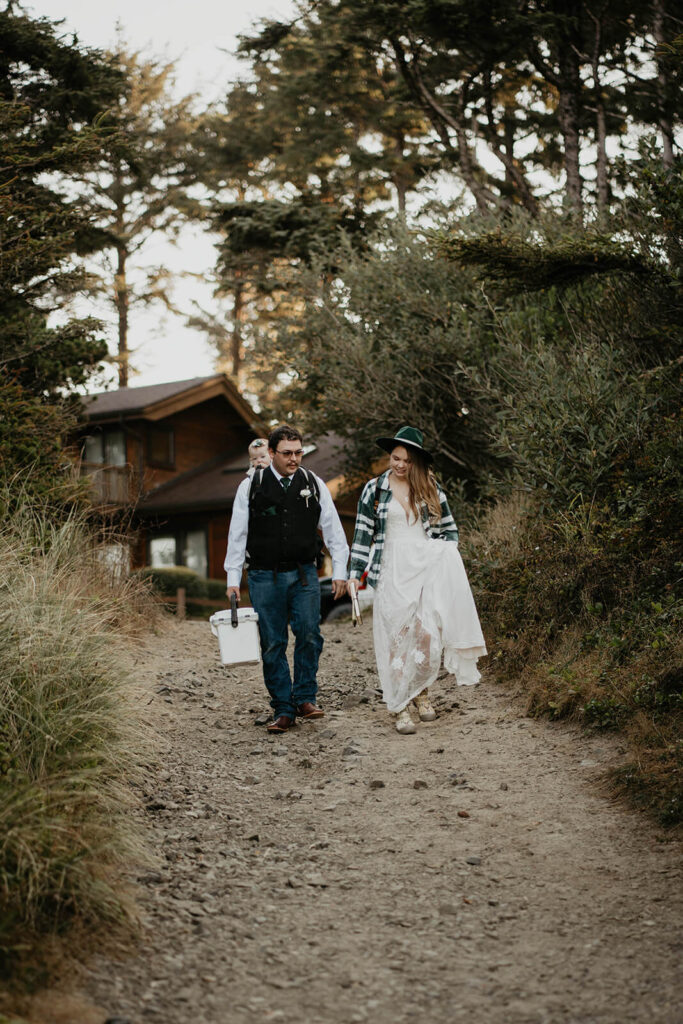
[200, 3, 437, 379]
[0, 8, 124, 396]
[73, 48, 205, 386]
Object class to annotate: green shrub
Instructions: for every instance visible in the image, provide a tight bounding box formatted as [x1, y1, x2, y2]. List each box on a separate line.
[468, 469, 682, 824]
[206, 578, 228, 600]
[0, 381, 89, 511]
[133, 565, 208, 598]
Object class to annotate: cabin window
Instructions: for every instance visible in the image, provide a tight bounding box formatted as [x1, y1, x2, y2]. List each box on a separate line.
[98, 542, 131, 582]
[148, 528, 208, 578]
[82, 429, 126, 466]
[149, 536, 176, 569]
[183, 529, 208, 577]
[147, 426, 175, 469]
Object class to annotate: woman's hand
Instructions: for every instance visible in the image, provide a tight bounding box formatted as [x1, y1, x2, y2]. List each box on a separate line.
[226, 586, 241, 603]
[331, 579, 347, 599]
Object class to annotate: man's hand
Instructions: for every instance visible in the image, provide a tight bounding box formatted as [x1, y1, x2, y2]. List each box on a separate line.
[226, 585, 241, 603]
[331, 579, 347, 600]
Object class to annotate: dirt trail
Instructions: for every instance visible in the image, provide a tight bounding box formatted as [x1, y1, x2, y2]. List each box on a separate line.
[74, 617, 679, 1024]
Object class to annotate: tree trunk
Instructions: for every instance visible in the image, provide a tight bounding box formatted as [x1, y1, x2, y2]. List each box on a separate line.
[503, 113, 515, 193]
[393, 135, 407, 216]
[529, 5, 584, 215]
[231, 276, 244, 378]
[388, 36, 496, 214]
[653, 0, 675, 167]
[115, 244, 129, 388]
[589, 7, 609, 211]
[557, 49, 584, 214]
[481, 71, 540, 215]
[453, 106, 493, 215]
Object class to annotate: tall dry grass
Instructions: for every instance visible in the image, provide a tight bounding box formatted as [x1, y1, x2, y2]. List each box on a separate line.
[0, 495, 153, 972]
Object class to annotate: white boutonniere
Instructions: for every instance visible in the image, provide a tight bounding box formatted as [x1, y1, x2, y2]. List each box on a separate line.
[300, 486, 312, 507]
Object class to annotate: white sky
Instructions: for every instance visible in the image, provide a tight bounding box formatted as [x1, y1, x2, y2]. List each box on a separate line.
[25, 0, 295, 390]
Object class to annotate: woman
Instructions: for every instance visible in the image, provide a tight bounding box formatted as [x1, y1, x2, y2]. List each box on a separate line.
[348, 426, 487, 734]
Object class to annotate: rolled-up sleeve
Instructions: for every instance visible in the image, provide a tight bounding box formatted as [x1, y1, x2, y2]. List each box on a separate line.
[224, 477, 250, 587]
[316, 474, 349, 579]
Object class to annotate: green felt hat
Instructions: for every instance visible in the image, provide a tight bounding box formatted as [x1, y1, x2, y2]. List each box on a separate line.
[376, 425, 433, 463]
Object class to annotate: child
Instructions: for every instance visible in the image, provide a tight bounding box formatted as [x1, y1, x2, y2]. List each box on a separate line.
[247, 438, 271, 476]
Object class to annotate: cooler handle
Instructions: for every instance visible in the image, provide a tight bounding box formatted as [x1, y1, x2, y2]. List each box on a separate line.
[231, 592, 239, 628]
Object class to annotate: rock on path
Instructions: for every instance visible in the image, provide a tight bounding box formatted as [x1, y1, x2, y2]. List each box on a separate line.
[73, 619, 680, 1024]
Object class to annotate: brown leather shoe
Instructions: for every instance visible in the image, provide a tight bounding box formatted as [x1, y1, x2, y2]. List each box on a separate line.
[296, 702, 324, 719]
[267, 715, 296, 733]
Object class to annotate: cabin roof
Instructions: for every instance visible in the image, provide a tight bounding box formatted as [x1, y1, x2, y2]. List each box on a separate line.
[139, 434, 351, 515]
[82, 374, 264, 429]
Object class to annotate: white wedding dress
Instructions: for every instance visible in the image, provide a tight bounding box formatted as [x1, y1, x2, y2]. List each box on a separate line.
[372, 497, 487, 713]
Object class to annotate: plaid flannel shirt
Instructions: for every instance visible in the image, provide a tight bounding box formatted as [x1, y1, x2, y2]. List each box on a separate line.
[349, 470, 459, 587]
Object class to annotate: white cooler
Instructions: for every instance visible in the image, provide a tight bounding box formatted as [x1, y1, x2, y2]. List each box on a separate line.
[210, 604, 261, 666]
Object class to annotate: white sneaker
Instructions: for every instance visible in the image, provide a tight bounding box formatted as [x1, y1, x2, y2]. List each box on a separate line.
[395, 708, 417, 734]
[413, 690, 437, 722]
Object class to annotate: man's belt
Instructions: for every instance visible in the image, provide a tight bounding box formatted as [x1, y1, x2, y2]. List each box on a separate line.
[248, 560, 315, 572]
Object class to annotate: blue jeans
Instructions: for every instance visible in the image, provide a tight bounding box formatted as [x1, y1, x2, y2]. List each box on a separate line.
[247, 564, 324, 719]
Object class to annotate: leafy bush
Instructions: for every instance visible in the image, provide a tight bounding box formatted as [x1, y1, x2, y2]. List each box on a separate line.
[0, 381, 89, 511]
[448, 161, 683, 825]
[206, 578, 229, 600]
[0, 499, 151, 973]
[132, 570, 229, 619]
[133, 566, 208, 598]
[270, 224, 507, 497]
[469, 340, 668, 511]
[467, 435, 682, 825]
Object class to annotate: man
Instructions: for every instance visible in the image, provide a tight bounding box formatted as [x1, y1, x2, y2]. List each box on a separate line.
[225, 425, 349, 733]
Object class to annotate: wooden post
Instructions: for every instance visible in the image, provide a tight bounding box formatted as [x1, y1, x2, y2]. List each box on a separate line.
[176, 587, 186, 620]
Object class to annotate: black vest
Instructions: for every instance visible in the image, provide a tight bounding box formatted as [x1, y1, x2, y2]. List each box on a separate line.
[246, 467, 322, 569]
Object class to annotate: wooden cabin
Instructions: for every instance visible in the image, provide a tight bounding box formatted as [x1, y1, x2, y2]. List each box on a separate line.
[77, 374, 357, 580]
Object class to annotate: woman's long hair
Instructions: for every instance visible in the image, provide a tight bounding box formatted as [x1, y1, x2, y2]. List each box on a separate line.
[406, 451, 441, 521]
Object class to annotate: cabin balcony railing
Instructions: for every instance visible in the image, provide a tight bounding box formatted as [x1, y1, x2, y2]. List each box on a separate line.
[79, 462, 134, 505]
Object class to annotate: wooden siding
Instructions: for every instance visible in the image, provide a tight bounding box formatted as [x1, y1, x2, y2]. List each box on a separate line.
[113, 396, 252, 495]
[209, 513, 230, 580]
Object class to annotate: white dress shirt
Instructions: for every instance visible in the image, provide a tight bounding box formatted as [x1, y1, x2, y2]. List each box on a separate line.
[224, 466, 350, 587]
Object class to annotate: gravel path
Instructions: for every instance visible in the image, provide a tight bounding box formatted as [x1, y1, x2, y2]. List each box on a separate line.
[70, 617, 681, 1024]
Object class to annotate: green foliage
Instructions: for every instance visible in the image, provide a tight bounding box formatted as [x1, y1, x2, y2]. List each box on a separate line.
[474, 341, 677, 511]
[74, 48, 206, 384]
[133, 566, 207, 598]
[234, 0, 678, 218]
[0, 9, 124, 396]
[290, 157, 681, 823]
[206, 0, 680, 390]
[206, 578, 229, 600]
[440, 160, 683, 514]
[467, 401, 682, 823]
[0, 499, 149, 971]
[133, 565, 229, 618]
[132, 570, 228, 618]
[437, 232, 650, 289]
[268, 224, 506, 495]
[0, 382, 89, 509]
[216, 200, 377, 271]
